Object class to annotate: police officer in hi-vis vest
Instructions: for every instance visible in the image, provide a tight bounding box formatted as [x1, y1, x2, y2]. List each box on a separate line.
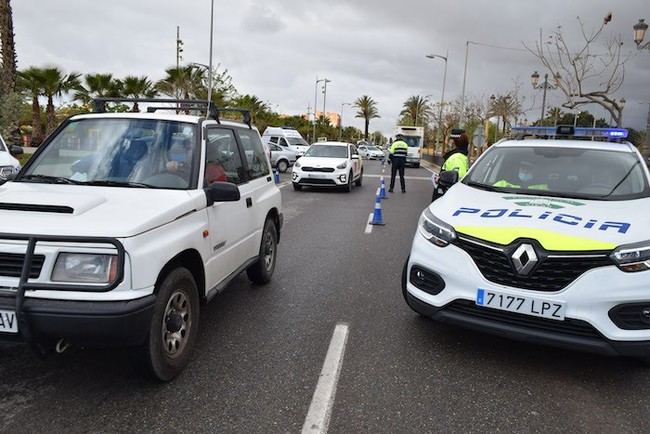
[388, 134, 409, 193]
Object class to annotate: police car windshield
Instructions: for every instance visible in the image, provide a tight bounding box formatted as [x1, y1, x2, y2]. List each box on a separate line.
[304, 145, 348, 158]
[464, 146, 650, 201]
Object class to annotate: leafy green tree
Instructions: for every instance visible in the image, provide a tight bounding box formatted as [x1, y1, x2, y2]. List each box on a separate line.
[399, 95, 432, 126]
[156, 66, 204, 100]
[40, 67, 81, 133]
[353, 95, 379, 140]
[231, 94, 268, 123]
[488, 94, 523, 133]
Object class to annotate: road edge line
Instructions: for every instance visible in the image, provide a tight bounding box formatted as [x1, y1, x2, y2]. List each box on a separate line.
[301, 323, 350, 434]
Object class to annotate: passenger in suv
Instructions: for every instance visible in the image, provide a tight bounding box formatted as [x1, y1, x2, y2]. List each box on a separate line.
[0, 101, 283, 381]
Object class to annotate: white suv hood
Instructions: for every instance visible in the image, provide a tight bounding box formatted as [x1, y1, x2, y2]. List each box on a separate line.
[0, 183, 202, 238]
[432, 183, 649, 251]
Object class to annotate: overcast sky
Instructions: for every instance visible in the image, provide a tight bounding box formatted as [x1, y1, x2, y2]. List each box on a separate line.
[12, 0, 650, 135]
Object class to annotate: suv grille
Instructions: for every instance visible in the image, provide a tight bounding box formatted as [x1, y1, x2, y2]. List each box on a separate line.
[454, 236, 613, 292]
[301, 167, 335, 173]
[446, 299, 601, 338]
[0, 253, 45, 278]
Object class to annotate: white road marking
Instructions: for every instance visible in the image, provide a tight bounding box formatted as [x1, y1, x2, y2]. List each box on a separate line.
[420, 160, 441, 174]
[278, 181, 291, 189]
[364, 212, 374, 234]
[365, 174, 431, 181]
[302, 323, 350, 434]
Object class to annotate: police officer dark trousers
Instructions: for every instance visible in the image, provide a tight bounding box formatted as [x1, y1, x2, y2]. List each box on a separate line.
[389, 135, 408, 193]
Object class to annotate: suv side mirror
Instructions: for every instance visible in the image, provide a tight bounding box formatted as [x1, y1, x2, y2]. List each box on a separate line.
[9, 145, 23, 157]
[204, 182, 241, 206]
[438, 170, 459, 188]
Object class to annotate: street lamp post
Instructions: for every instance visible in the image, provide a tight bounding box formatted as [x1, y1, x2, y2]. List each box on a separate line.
[530, 71, 559, 123]
[489, 94, 497, 143]
[633, 19, 650, 50]
[339, 102, 351, 141]
[313, 77, 330, 142]
[322, 79, 332, 116]
[426, 52, 448, 154]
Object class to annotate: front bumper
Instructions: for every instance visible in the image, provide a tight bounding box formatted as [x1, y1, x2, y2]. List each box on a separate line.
[291, 169, 349, 187]
[0, 293, 155, 347]
[404, 229, 650, 357]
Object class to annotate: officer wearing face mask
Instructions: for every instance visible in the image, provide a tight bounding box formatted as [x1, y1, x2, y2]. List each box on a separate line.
[166, 136, 193, 181]
[493, 160, 548, 190]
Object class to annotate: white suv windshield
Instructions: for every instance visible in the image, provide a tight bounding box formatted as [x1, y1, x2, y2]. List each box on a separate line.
[464, 146, 649, 201]
[21, 118, 198, 189]
[304, 145, 347, 158]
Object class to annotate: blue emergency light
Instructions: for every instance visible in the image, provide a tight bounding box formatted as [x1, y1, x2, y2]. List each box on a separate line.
[511, 125, 628, 140]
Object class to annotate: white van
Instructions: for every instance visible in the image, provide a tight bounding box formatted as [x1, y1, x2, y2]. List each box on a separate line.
[394, 126, 424, 168]
[262, 127, 310, 156]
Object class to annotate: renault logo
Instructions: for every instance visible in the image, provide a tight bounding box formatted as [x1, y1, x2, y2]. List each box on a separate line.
[511, 244, 538, 275]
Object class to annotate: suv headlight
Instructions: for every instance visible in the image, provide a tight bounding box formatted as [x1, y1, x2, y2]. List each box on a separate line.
[418, 208, 456, 247]
[611, 241, 650, 272]
[52, 253, 118, 283]
[336, 161, 348, 169]
[294, 161, 301, 168]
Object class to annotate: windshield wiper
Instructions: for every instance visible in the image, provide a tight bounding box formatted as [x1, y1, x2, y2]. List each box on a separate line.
[465, 181, 501, 192]
[596, 160, 640, 199]
[19, 174, 82, 185]
[81, 180, 152, 188]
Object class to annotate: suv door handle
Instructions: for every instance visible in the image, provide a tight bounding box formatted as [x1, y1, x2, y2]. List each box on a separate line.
[246, 197, 253, 208]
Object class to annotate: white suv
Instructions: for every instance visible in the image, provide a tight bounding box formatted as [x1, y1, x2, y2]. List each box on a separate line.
[0, 100, 283, 381]
[404, 126, 650, 362]
[291, 141, 363, 192]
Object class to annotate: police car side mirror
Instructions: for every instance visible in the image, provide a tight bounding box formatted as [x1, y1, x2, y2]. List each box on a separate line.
[205, 181, 241, 206]
[438, 170, 459, 188]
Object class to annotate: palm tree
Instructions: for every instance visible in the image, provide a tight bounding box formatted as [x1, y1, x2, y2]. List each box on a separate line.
[231, 94, 268, 123]
[489, 94, 522, 133]
[40, 67, 81, 133]
[0, 0, 17, 96]
[400, 95, 432, 126]
[354, 95, 380, 140]
[122, 76, 156, 111]
[156, 66, 205, 100]
[17, 67, 44, 145]
[74, 73, 121, 106]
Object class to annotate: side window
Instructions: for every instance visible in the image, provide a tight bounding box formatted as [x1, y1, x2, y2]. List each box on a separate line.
[269, 136, 279, 144]
[205, 128, 245, 186]
[351, 145, 358, 156]
[237, 129, 271, 179]
[278, 138, 289, 147]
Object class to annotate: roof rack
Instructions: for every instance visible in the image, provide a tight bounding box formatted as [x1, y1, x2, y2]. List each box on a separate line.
[511, 125, 628, 142]
[92, 98, 252, 128]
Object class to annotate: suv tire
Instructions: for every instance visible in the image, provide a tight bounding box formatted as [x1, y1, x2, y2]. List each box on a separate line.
[134, 267, 199, 382]
[277, 160, 289, 173]
[355, 168, 363, 187]
[292, 182, 302, 191]
[344, 171, 353, 193]
[247, 218, 278, 284]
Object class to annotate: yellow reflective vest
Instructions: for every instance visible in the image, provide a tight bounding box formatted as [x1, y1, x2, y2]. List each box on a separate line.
[441, 152, 469, 178]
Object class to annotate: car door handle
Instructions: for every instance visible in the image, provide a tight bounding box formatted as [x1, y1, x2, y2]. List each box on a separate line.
[246, 197, 253, 208]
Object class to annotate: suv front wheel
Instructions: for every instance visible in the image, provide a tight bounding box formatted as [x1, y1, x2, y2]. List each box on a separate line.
[247, 218, 278, 284]
[134, 267, 199, 382]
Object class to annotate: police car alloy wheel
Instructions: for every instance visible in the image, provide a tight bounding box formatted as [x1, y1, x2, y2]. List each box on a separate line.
[403, 126, 650, 361]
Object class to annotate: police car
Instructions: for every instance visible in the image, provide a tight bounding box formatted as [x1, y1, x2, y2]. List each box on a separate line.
[403, 126, 650, 361]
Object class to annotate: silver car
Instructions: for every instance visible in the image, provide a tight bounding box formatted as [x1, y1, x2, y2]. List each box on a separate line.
[269, 143, 298, 172]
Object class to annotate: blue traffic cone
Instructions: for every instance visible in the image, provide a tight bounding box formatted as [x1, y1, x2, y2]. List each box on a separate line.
[370, 193, 385, 225]
[379, 176, 387, 199]
[274, 169, 280, 184]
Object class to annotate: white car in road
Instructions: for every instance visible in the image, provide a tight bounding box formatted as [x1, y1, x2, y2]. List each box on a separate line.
[403, 126, 650, 362]
[358, 144, 385, 160]
[0, 101, 283, 381]
[291, 141, 363, 192]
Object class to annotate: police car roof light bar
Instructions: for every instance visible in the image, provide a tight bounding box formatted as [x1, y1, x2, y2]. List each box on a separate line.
[511, 126, 629, 141]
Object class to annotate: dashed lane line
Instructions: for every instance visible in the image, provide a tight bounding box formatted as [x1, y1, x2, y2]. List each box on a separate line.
[301, 323, 350, 434]
[364, 212, 374, 234]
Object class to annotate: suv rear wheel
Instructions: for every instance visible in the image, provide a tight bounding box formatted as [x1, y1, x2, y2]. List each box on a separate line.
[134, 267, 199, 381]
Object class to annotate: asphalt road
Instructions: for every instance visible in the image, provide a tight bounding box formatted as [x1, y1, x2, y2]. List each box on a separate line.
[2, 160, 650, 433]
